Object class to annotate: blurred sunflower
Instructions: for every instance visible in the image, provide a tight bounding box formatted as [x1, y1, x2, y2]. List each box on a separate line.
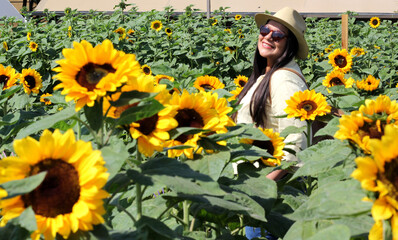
[240, 128, 285, 166]
[350, 47, 365, 57]
[150, 20, 163, 31]
[284, 89, 331, 121]
[53, 39, 141, 111]
[239, 34, 245, 39]
[165, 90, 221, 159]
[228, 86, 243, 101]
[155, 74, 175, 84]
[335, 95, 398, 153]
[67, 26, 72, 38]
[29, 41, 38, 52]
[237, 29, 243, 34]
[351, 124, 398, 239]
[369, 17, 381, 28]
[27, 32, 31, 41]
[356, 75, 380, 91]
[20, 68, 42, 95]
[235, 14, 242, 20]
[0, 129, 109, 240]
[0, 64, 19, 90]
[2, 41, 8, 51]
[233, 75, 248, 88]
[194, 75, 225, 92]
[165, 28, 172, 36]
[224, 28, 232, 34]
[224, 46, 237, 54]
[141, 64, 152, 76]
[323, 69, 354, 92]
[40, 93, 52, 105]
[114, 27, 126, 40]
[328, 48, 353, 73]
[210, 17, 218, 26]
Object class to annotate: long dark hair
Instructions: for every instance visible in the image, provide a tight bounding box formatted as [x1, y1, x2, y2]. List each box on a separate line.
[233, 29, 299, 128]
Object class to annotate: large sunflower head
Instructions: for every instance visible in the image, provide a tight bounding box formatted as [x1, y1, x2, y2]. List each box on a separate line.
[0, 64, 19, 90]
[193, 75, 225, 92]
[165, 90, 221, 159]
[233, 75, 248, 88]
[356, 75, 380, 91]
[328, 48, 353, 73]
[323, 69, 354, 91]
[284, 89, 331, 121]
[0, 129, 109, 240]
[53, 39, 141, 111]
[150, 20, 163, 31]
[351, 124, 398, 237]
[29, 41, 38, 52]
[369, 17, 381, 28]
[20, 68, 42, 95]
[240, 128, 285, 166]
[359, 95, 398, 125]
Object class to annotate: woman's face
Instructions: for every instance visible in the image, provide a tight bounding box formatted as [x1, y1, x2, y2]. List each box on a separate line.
[257, 20, 289, 66]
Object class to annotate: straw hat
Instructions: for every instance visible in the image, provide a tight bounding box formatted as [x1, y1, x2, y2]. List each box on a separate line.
[255, 7, 309, 59]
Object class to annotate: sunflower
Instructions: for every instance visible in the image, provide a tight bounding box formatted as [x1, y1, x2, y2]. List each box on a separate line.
[150, 20, 163, 31]
[239, 34, 245, 39]
[29, 41, 38, 52]
[0, 64, 19, 90]
[67, 26, 72, 38]
[356, 75, 380, 91]
[0, 129, 109, 240]
[155, 74, 175, 84]
[233, 75, 248, 88]
[114, 27, 126, 40]
[141, 64, 152, 76]
[328, 48, 353, 73]
[53, 39, 141, 111]
[224, 46, 237, 54]
[165, 90, 221, 159]
[351, 124, 398, 239]
[228, 86, 243, 101]
[127, 29, 135, 35]
[202, 91, 235, 133]
[165, 28, 172, 36]
[210, 17, 218, 26]
[350, 47, 365, 57]
[323, 69, 354, 92]
[40, 93, 52, 105]
[240, 128, 285, 166]
[193, 75, 225, 92]
[237, 29, 243, 34]
[2, 41, 8, 51]
[369, 17, 381, 28]
[235, 14, 242, 20]
[27, 32, 31, 41]
[335, 95, 398, 153]
[224, 28, 232, 34]
[20, 68, 42, 95]
[284, 89, 331, 121]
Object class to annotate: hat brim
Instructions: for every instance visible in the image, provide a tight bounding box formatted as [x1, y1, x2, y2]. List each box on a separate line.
[255, 13, 309, 59]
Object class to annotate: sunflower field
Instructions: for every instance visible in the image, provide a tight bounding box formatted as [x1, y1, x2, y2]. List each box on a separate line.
[0, 3, 397, 240]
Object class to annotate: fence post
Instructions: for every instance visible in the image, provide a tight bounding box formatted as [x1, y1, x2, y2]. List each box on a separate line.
[207, 0, 211, 19]
[341, 14, 348, 50]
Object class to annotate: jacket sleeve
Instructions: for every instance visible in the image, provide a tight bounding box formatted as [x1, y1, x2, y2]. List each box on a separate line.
[269, 70, 308, 166]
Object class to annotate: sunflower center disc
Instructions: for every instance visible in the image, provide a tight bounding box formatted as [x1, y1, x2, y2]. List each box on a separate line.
[175, 109, 204, 143]
[330, 77, 343, 86]
[22, 159, 81, 218]
[334, 55, 347, 68]
[253, 140, 274, 156]
[143, 67, 151, 75]
[137, 114, 159, 135]
[381, 160, 398, 200]
[0, 75, 9, 85]
[25, 75, 36, 89]
[298, 100, 317, 114]
[239, 81, 246, 87]
[200, 84, 214, 91]
[76, 63, 115, 90]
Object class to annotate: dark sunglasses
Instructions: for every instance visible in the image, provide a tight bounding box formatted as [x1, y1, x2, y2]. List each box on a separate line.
[259, 25, 286, 42]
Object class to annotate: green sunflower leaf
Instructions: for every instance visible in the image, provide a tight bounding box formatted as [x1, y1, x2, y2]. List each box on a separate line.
[1, 171, 47, 199]
[116, 99, 164, 126]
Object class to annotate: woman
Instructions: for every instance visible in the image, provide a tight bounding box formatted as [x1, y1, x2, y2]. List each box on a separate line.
[233, 7, 309, 239]
[234, 6, 308, 179]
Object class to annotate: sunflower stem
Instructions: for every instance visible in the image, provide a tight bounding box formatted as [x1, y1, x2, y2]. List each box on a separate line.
[183, 200, 190, 231]
[306, 120, 312, 147]
[136, 183, 142, 220]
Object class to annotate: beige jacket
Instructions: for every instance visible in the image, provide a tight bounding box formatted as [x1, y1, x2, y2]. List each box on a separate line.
[236, 59, 308, 166]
